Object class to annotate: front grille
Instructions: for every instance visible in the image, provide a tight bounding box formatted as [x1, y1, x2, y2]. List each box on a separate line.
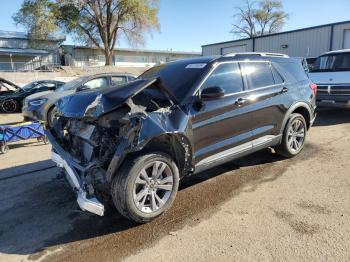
[317, 85, 350, 95]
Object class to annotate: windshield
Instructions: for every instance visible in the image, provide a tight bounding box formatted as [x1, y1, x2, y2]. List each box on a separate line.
[138, 60, 209, 102]
[310, 53, 350, 72]
[56, 77, 88, 92]
[21, 82, 39, 92]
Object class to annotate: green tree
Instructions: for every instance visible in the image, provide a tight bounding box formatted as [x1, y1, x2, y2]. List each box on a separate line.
[14, 0, 160, 65]
[231, 0, 288, 39]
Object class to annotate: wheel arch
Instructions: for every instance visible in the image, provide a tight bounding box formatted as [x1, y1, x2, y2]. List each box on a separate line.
[135, 133, 193, 178]
[280, 102, 312, 134]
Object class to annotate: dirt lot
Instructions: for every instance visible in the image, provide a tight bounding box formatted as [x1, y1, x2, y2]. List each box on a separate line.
[1, 109, 350, 262]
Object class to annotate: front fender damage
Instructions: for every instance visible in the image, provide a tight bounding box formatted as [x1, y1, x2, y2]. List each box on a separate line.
[50, 81, 193, 210]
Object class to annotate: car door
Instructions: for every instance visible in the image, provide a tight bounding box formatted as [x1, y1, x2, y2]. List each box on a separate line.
[240, 61, 287, 144]
[190, 62, 254, 167]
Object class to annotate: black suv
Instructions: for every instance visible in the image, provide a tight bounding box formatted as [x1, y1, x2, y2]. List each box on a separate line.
[47, 53, 316, 223]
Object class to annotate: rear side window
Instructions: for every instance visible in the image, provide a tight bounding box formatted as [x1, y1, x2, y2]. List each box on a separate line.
[274, 62, 308, 82]
[242, 62, 275, 89]
[111, 76, 127, 86]
[201, 62, 244, 94]
[271, 65, 284, 84]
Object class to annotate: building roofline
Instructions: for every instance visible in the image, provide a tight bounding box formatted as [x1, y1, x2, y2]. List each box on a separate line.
[0, 30, 65, 42]
[202, 20, 350, 47]
[61, 45, 201, 55]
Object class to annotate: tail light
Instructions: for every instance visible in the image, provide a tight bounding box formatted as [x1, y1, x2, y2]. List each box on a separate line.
[310, 83, 317, 95]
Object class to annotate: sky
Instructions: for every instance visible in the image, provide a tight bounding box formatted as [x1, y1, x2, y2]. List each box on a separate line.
[1, 0, 350, 52]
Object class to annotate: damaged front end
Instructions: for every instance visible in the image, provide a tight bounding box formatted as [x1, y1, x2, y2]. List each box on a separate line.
[47, 78, 192, 216]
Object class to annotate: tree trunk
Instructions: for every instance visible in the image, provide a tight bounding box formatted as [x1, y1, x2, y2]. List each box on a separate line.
[104, 48, 113, 66]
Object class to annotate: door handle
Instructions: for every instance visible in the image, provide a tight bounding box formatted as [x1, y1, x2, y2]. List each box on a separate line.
[235, 98, 247, 106]
[281, 87, 288, 93]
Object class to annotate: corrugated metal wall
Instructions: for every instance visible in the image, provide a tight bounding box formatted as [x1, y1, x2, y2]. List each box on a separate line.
[255, 27, 331, 57]
[202, 22, 350, 58]
[332, 23, 350, 50]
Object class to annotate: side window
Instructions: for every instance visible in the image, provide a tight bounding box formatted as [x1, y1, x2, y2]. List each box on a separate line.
[111, 76, 127, 86]
[38, 83, 55, 91]
[274, 62, 309, 82]
[271, 65, 284, 84]
[201, 63, 243, 94]
[84, 78, 108, 89]
[242, 62, 275, 89]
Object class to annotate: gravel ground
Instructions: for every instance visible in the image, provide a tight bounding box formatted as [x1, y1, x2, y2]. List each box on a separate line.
[0, 109, 350, 262]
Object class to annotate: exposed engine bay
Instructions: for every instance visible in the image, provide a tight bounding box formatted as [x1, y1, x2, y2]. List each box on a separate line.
[49, 78, 192, 212]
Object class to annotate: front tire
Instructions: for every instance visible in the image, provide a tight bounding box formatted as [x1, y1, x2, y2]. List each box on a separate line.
[47, 106, 58, 128]
[276, 113, 307, 158]
[1, 99, 20, 113]
[111, 153, 180, 223]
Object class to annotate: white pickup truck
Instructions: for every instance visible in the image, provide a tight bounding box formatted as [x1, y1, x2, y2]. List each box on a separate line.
[309, 49, 350, 108]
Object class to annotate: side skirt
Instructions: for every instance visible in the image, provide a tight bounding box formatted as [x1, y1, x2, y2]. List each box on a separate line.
[194, 135, 282, 174]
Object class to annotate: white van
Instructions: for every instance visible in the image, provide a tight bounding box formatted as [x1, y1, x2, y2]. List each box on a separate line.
[309, 50, 350, 108]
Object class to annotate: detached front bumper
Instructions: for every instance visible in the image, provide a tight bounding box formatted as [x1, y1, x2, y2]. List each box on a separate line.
[47, 130, 105, 216]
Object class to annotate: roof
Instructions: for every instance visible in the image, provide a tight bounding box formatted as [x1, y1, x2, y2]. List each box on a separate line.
[62, 45, 201, 56]
[0, 48, 49, 56]
[202, 20, 350, 47]
[323, 49, 350, 55]
[0, 30, 65, 41]
[224, 52, 289, 58]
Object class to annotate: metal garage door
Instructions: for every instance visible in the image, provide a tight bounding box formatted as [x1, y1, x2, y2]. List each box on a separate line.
[221, 45, 247, 55]
[343, 29, 350, 49]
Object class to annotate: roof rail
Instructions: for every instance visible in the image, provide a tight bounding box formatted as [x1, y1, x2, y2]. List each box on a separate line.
[224, 52, 289, 58]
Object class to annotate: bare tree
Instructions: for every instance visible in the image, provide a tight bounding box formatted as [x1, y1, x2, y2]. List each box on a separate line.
[231, 0, 288, 39]
[14, 0, 160, 65]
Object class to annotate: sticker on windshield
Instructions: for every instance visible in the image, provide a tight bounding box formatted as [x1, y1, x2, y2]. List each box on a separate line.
[185, 63, 207, 69]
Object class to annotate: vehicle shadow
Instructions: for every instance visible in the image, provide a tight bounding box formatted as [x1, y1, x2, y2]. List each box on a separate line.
[0, 159, 55, 179]
[0, 147, 298, 259]
[314, 108, 350, 126]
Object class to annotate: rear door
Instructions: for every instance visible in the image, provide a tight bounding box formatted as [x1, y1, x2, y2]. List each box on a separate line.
[240, 61, 287, 142]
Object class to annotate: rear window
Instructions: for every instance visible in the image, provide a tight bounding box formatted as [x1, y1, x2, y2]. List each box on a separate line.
[274, 62, 308, 82]
[311, 53, 350, 72]
[242, 62, 275, 89]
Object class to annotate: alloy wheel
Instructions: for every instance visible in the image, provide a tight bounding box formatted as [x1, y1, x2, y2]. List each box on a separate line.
[287, 118, 305, 152]
[133, 160, 174, 213]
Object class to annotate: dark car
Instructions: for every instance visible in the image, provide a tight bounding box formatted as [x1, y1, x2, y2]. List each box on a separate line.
[0, 80, 65, 113]
[22, 73, 136, 127]
[47, 53, 317, 223]
[0, 77, 20, 96]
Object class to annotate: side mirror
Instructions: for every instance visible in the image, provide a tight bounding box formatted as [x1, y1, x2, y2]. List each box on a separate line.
[76, 85, 89, 92]
[201, 86, 225, 100]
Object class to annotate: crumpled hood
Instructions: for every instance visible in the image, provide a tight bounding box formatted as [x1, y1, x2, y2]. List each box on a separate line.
[56, 78, 160, 118]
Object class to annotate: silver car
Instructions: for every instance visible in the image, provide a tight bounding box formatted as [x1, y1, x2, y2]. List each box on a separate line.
[22, 73, 136, 127]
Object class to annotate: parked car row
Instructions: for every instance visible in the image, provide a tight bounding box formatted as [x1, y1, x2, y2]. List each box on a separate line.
[22, 73, 136, 127]
[43, 52, 317, 223]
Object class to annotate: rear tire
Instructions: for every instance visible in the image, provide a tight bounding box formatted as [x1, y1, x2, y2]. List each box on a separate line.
[111, 153, 179, 223]
[275, 113, 307, 158]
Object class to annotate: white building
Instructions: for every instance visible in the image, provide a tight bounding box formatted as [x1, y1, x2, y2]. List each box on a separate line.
[202, 20, 350, 59]
[0, 30, 65, 71]
[61, 45, 201, 68]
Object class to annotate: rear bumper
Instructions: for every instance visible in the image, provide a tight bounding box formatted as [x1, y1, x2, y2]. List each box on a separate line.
[47, 130, 105, 216]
